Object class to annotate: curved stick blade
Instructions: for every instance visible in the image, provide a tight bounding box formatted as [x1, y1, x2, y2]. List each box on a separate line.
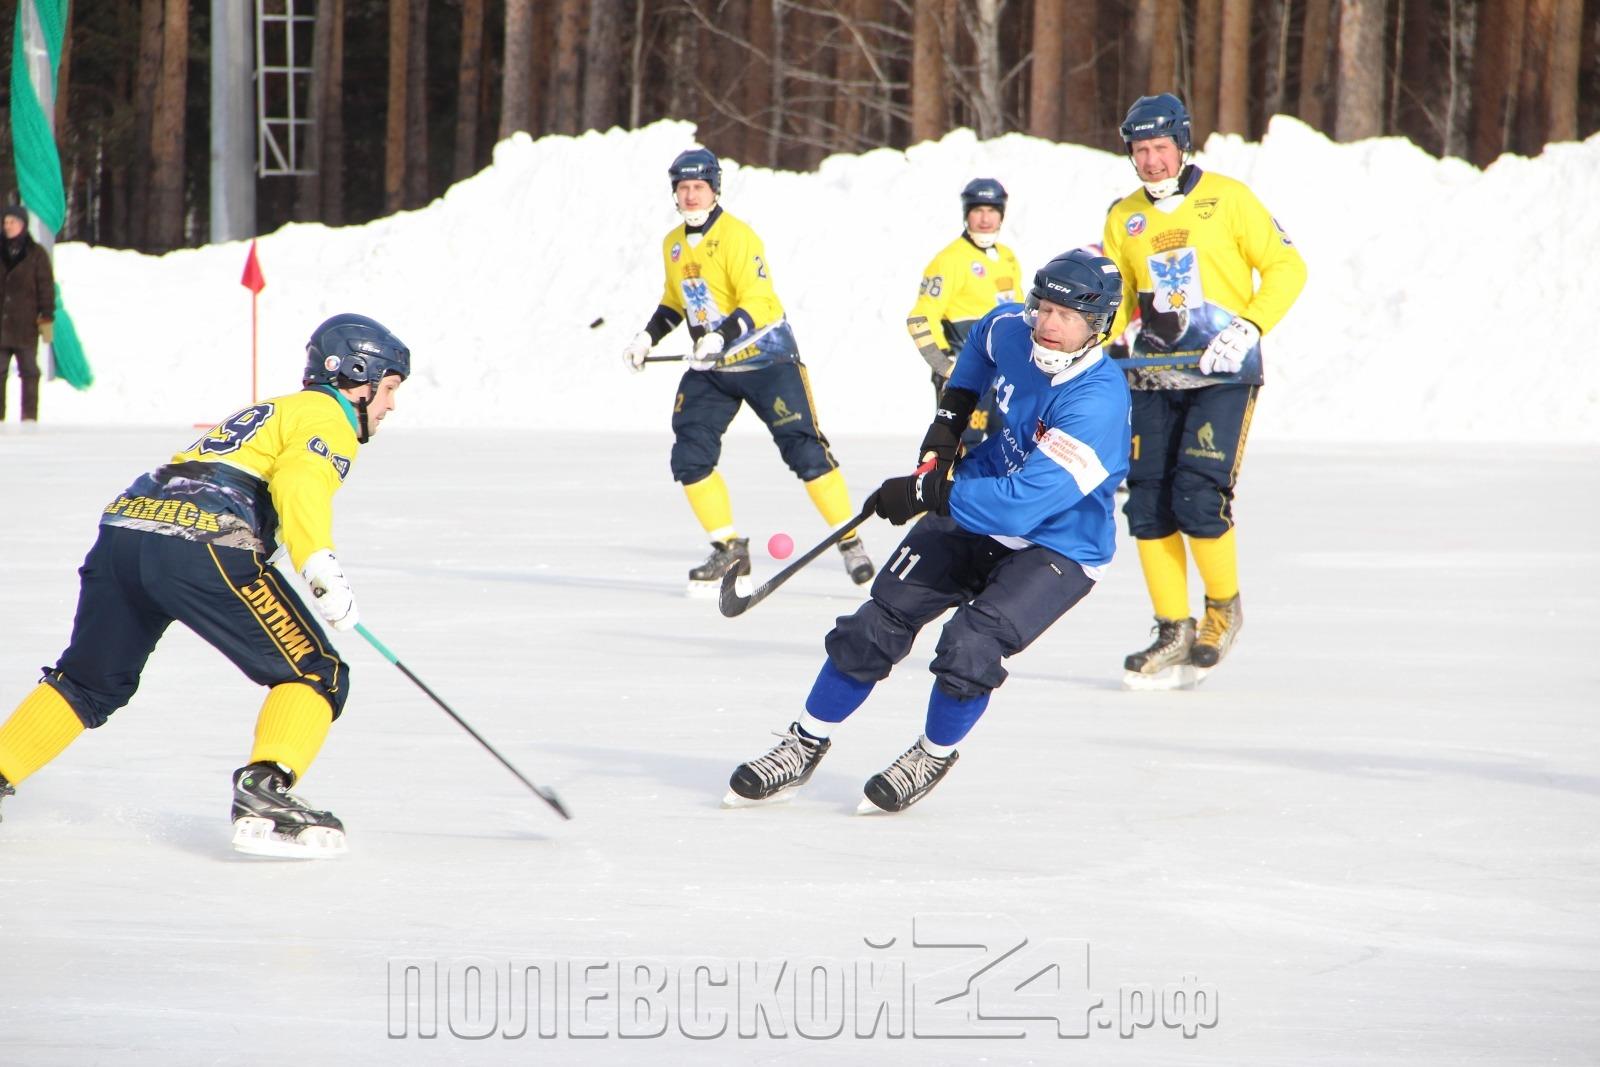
[719, 571, 753, 616]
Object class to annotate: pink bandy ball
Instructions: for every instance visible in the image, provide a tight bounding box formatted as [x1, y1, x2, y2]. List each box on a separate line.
[767, 532, 795, 560]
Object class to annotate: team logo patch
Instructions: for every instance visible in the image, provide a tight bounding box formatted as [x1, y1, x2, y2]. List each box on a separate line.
[1194, 198, 1219, 219]
[670, 242, 682, 262]
[1273, 216, 1295, 245]
[971, 262, 986, 277]
[330, 454, 351, 481]
[307, 436, 329, 457]
[1126, 213, 1147, 237]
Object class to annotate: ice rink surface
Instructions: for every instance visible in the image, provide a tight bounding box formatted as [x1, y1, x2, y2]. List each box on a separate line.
[1, 425, 1596, 1065]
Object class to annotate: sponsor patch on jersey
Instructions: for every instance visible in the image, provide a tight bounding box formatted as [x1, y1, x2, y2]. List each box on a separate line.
[307, 436, 329, 457]
[670, 242, 683, 262]
[1273, 216, 1295, 245]
[1126, 213, 1146, 237]
[1194, 198, 1219, 219]
[330, 454, 351, 481]
[971, 261, 986, 277]
[1037, 426, 1110, 496]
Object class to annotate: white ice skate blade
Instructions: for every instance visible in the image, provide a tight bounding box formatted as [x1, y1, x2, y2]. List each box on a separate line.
[231, 816, 348, 859]
[1122, 664, 1209, 691]
[855, 796, 892, 816]
[689, 575, 752, 600]
[720, 786, 801, 808]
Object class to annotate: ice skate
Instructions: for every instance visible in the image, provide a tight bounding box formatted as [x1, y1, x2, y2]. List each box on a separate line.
[688, 538, 751, 598]
[0, 773, 13, 822]
[1190, 593, 1243, 669]
[230, 761, 348, 858]
[1122, 616, 1199, 690]
[857, 738, 959, 814]
[724, 722, 831, 806]
[838, 536, 875, 585]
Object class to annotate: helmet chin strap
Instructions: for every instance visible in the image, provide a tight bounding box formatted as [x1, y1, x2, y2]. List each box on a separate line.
[355, 391, 371, 444]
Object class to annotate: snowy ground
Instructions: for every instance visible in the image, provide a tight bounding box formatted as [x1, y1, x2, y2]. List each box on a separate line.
[1, 424, 1597, 1065]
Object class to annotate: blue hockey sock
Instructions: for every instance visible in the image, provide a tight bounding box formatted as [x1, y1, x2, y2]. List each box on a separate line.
[924, 684, 990, 748]
[804, 660, 875, 729]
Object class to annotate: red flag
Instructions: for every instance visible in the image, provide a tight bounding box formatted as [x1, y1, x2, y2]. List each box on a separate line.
[240, 240, 266, 294]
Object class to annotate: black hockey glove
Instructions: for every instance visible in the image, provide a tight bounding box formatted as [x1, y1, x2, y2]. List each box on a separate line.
[867, 469, 951, 526]
[919, 386, 979, 474]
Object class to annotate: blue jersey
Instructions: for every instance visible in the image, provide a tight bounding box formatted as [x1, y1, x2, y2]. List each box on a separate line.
[945, 306, 1132, 569]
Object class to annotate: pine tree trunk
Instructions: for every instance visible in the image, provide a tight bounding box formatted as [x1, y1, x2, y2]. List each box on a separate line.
[299, 0, 345, 222]
[1396, 0, 1433, 148]
[548, 0, 585, 134]
[385, 2, 409, 213]
[1261, 0, 1291, 124]
[911, 0, 945, 143]
[582, 0, 623, 133]
[969, 0, 1003, 138]
[1543, 0, 1581, 142]
[456, 0, 486, 179]
[1469, 0, 1525, 163]
[500, 0, 534, 138]
[1191, 0, 1222, 141]
[148, 0, 188, 249]
[405, 0, 430, 207]
[1217, 0, 1251, 134]
[1061, 0, 1099, 147]
[1335, 0, 1385, 140]
[1150, 0, 1178, 90]
[1126, 0, 1156, 97]
[1029, 0, 1065, 139]
[1298, 0, 1335, 129]
[131, 0, 164, 249]
[745, 0, 776, 163]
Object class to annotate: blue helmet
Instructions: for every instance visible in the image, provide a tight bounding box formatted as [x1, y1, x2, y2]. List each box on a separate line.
[1119, 93, 1193, 152]
[1026, 250, 1123, 338]
[668, 148, 722, 195]
[303, 313, 411, 388]
[960, 177, 1008, 217]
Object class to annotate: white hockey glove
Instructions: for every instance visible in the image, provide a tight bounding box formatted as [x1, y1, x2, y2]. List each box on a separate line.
[688, 332, 725, 372]
[622, 331, 653, 374]
[301, 549, 359, 632]
[1198, 316, 1260, 375]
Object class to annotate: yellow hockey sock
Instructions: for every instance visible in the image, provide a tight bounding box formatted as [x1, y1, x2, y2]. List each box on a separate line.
[683, 471, 736, 541]
[0, 684, 86, 786]
[1188, 528, 1240, 601]
[249, 683, 333, 781]
[804, 468, 857, 533]
[1137, 533, 1191, 619]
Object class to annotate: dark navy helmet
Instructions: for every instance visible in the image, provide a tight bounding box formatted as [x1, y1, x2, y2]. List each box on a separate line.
[1119, 93, 1193, 152]
[1026, 250, 1123, 338]
[960, 177, 1008, 217]
[668, 148, 722, 195]
[303, 314, 411, 387]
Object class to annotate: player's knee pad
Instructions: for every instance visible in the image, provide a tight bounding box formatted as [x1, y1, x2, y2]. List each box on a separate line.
[39, 671, 121, 730]
[1123, 481, 1178, 541]
[930, 606, 1012, 700]
[297, 666, 351, 721]
[774, 433, 832, 482]
[670, 426, 724, 484]
[1171, 469, 1233, 539]
[824, 600, 917, 682]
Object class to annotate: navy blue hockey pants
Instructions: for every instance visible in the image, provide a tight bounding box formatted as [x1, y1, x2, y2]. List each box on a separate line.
[669, 362, 838, 484]
[824, 515, 1096, 700]
[45, 526, 350, 728]
[1123, 383, 1259, 540]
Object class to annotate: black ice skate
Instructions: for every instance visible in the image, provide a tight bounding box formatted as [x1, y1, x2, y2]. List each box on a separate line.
[1122, 616, 1198, 690]
[724, 722, 831, 807]
[1190, 594, 1243, 669]
[858, 739, 959, 814]
[688, 538, 750, 597]
[838, 536, 875, 585]
[0, 773, 13, 823]
[230, 761, 348, 858]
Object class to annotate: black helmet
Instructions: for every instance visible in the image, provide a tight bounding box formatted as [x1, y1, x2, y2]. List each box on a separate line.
[959, 177, 1008, 217]
[668, 148, 722, 195]
[1026, 250, 1123, 338]
[304, 314, 411, 388]
[1119, 93, 1194, 152]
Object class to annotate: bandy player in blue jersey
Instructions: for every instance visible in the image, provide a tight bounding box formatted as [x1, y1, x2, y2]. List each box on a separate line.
[726, 249, 1132, 813]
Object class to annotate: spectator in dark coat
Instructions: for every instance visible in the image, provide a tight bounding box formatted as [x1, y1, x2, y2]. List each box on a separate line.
[0, 205, 55, 422]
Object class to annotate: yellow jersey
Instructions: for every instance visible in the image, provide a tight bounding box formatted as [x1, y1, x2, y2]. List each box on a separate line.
[658, 208, 798, 369]
[1102, 169, 1306, 388]
[907, 235, 1022, 374]
[101, 387, 360, 570]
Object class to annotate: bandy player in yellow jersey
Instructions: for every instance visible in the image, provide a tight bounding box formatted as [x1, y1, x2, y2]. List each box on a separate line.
[0, 314, 411, 857]
[623, 148, 875, 591]
[1102, 94, 1306, 688]
[906, 179, 1022, 443]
